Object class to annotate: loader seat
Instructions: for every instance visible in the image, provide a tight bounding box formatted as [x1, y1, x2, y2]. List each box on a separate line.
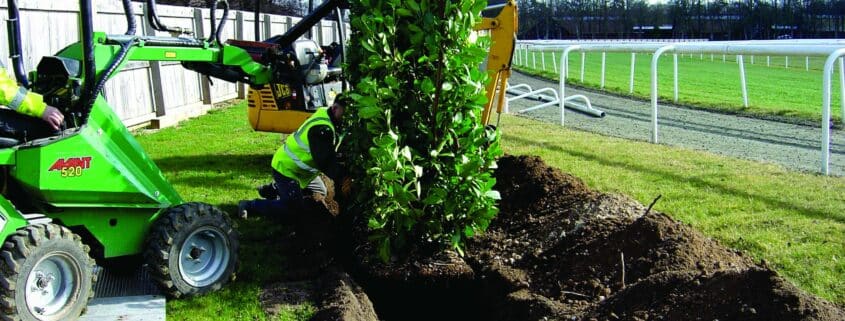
[0, 137, 20, 148]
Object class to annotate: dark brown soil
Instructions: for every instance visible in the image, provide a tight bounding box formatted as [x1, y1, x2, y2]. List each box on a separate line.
[463, 155, 844, 321]
[257, 155, 845, 321]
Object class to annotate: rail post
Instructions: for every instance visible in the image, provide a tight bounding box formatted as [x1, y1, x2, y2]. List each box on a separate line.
[629, 53, 636, 94]
[541, 50, 546, 71]
[673, 53, 679, 103]
[821, 49, 845, 175]
[738, 55, 748, 108]
[560, 45, 582, 126]
[651, 45, 676, 144]
[601, 52, 606, 89]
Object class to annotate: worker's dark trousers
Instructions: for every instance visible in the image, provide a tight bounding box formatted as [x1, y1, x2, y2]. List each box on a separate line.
[0, 109, 58, 142]
[245, 170, 326, 217]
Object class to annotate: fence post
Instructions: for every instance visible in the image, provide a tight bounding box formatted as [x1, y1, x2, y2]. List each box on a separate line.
[723, 54, 726, 62]
[806, 56, 810, 71]
[552, 51, 557, 73]
[629, 52, 636, 94]
[580, 52, 585, 82]
[750, 55, 754, 64]
[560, 45, 582, 126]
[146, 3, 167, 116]
[263, 14, 272, 39]
[767, 56, 770, 67]
[194, 8, 212, 105]
[786, 56, 789, 68]
[710, 53, 714, 62]
[821, 50, 845, 175]
[673, 54, 678, 103]
[738, 55, 748, 108]
[652, 45, 676, 144]
[601, 52, 606, 89]
[236, 11, 246, 99]
[532, 51, 536, 69]
[318, 21, 325, 45]
[541, 50, 546, 71]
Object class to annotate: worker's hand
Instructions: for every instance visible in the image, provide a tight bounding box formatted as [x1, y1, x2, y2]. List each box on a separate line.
[41, 106, 64, 130]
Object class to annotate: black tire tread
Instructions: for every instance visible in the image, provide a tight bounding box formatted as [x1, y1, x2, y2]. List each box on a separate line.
[143, 202, 239, 299]
[0, 224, 95, 321]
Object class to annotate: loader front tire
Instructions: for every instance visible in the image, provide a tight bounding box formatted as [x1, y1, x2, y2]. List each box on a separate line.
[144, 202, 239, 298]
[0, 224, 95, 321]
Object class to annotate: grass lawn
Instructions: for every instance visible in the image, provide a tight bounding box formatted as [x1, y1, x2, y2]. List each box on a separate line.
[135, 103, 844, 320]
[137, 103, 316, 321]
[516, 50, 845, 123]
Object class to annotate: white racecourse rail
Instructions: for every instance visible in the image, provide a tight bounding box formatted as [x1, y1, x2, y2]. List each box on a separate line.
[515, 39, 845, 175]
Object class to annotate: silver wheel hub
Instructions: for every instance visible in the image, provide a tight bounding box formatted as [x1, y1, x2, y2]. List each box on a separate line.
[179, 227, 229, 288]
[25, 253, 80, 320]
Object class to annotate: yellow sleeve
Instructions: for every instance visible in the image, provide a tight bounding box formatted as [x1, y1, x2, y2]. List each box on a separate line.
[0, 67, 47, 118]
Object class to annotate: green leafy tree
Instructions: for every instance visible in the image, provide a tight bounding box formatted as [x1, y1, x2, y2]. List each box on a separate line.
[343, 0, 502, 260]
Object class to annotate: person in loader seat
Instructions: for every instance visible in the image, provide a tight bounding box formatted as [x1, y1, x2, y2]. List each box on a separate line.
[238, 93, 349, 219]
[0, 63, 64, 144]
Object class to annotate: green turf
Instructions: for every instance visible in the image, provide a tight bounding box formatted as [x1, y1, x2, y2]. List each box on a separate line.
[516, 50, 845, 123]
[135, 103, 844, 320]
[137, 104, 315, 321]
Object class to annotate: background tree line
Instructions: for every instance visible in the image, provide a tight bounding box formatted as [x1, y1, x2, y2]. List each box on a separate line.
[518, 0, 845, 40]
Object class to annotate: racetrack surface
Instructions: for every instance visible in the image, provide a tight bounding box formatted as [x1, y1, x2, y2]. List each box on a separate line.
[505, 71, 845, 176]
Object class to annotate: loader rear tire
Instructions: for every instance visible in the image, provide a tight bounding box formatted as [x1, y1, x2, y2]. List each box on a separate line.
[0, 224, 95, 321]
[144, 202, 239, 298]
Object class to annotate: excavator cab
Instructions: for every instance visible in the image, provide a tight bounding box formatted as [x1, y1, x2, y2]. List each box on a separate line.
[241, 0, 517, 133]
[240, 0, 347, 134]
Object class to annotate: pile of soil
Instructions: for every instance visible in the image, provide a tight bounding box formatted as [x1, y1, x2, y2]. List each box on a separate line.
[257, 155, 845, 321]
[463, 155, 843, 321]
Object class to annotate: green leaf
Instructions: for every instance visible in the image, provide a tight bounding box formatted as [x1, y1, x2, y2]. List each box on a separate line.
[359, 106, 381, 119]
[396, 8, 412, 16]
[485, 190, 501, 200]
[401, 146, 412, 161]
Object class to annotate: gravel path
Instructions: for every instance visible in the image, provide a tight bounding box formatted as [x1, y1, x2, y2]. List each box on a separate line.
[506, 72, 845, 176]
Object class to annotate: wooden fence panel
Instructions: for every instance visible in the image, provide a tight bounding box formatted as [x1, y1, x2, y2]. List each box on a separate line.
[0, 1, 349, 127]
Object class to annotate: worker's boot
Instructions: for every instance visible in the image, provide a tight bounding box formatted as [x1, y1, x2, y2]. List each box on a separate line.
[237, 200, 251, 219]
[257, 182, 278, 199]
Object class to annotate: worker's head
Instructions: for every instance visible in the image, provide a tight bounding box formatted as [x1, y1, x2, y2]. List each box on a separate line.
[329, 93, 349, 121]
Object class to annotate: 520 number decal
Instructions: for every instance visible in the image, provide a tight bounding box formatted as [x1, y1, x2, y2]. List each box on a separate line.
[49, 157, 93, 177]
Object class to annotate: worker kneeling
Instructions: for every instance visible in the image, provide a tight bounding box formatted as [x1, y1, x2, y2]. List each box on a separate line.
[238, 94, 348, 218]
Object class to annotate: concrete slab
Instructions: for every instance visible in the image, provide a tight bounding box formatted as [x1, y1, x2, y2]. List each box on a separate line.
[77, 266, 166, 321]
[79, 295, 165, 321]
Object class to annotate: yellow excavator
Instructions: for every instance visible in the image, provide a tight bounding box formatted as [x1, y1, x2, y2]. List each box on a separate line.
[244, 0, 518, 133]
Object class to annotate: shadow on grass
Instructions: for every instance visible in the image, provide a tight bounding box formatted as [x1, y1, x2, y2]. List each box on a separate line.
[152, 154, 275, 190]
[504, 134, 845, 225]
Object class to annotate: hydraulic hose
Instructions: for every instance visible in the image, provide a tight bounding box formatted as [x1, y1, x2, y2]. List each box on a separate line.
[254, 0, 261, 41]
[122, 0, 137, 35]
[80, 0, 97, 111]
[146, 0, 167, 31]
[209, 1, 230, 46]
[79, 0, 138, 121]
[6, 0, 29, 87]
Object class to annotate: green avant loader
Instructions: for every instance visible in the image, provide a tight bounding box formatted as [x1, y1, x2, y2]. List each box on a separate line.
[0, 0, 349, 320]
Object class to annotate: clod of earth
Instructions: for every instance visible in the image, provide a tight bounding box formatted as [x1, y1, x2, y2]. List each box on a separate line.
[260, 155, 845, 321]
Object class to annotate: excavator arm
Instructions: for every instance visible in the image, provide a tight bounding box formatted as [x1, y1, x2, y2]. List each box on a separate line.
[475, 0, 518, 126]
